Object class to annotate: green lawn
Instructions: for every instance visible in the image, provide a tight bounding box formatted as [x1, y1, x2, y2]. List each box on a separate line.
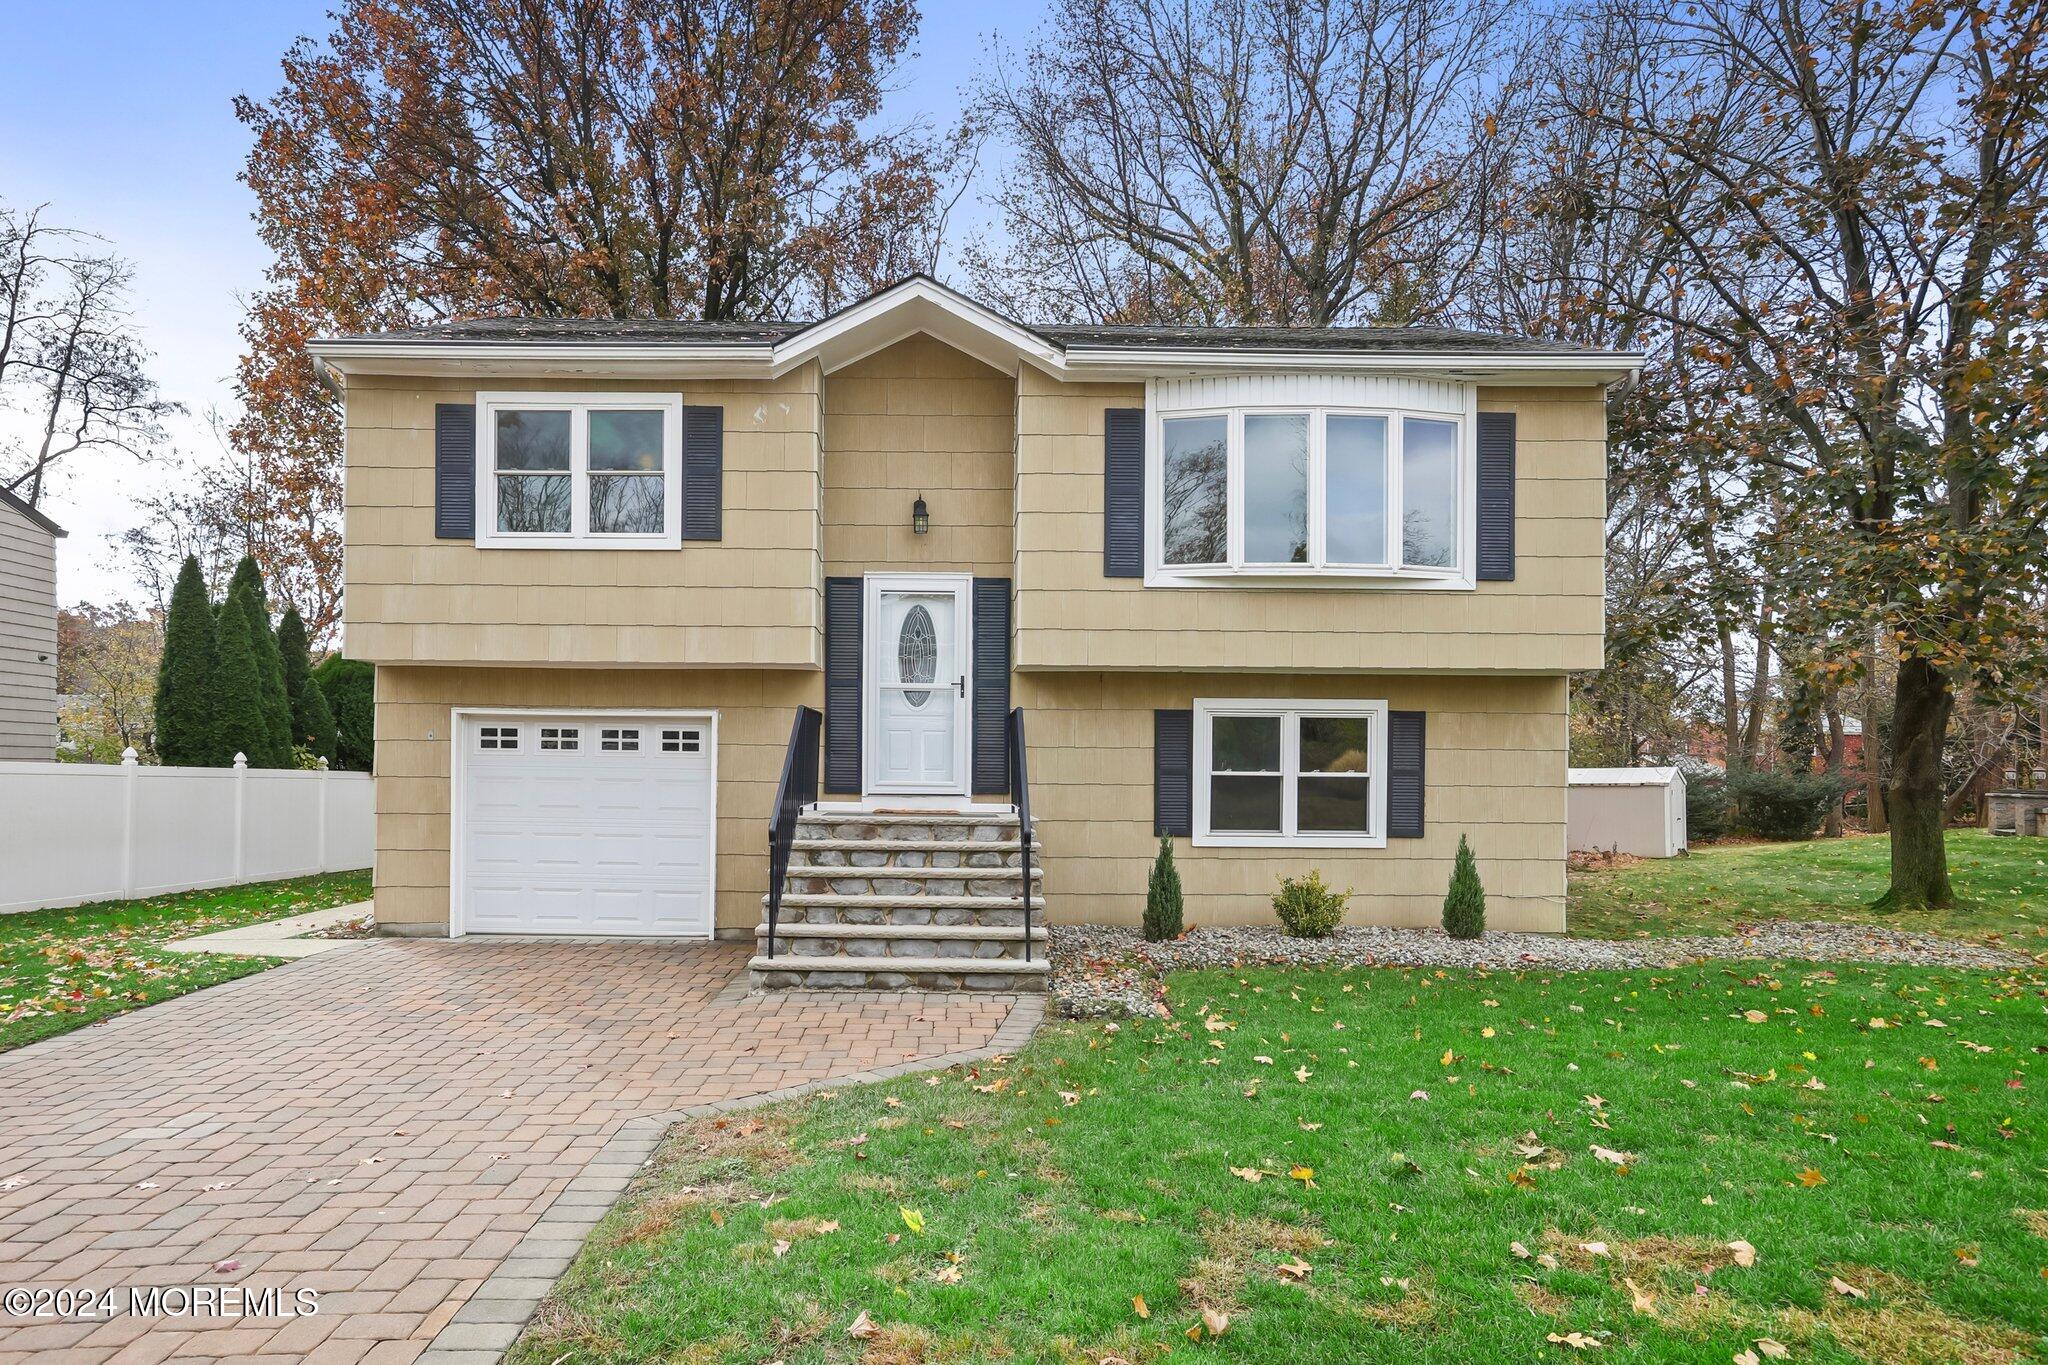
[0, 870, 371, 1051]
[512, 961, 2048, 1365]
[1570, 831, 2048, 955]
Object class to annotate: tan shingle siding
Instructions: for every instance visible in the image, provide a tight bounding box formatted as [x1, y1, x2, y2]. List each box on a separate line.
[342, 370, 823, 667]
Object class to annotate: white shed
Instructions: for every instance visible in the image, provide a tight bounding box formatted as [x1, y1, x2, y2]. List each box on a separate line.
[1568, 767, 1688, 858]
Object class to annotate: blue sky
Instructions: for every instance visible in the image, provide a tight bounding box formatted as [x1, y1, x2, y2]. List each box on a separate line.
[1, 1, 1035, 604]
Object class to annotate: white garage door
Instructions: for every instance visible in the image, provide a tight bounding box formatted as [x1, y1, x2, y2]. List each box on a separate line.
[457, 713, 715, 937]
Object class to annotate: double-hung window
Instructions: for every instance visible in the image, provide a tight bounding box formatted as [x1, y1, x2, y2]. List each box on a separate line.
[476, 393, 683, 548]
[1193, 699, 1387, 848]
[1150, 384, 1472, 586]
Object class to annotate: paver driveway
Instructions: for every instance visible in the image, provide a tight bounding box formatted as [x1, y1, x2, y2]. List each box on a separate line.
[0, 939, 1030, 1364]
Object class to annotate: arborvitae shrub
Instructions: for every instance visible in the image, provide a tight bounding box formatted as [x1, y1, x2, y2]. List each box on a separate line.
[1144, 836, 1184, 942]
[1443, 834, 1486, 940]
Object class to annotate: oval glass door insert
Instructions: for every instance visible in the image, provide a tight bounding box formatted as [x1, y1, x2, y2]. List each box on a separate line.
[898, 604, 936, 707]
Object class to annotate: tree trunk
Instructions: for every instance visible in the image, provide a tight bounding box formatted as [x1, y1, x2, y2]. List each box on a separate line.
[1863, 628, 1887, 832]
[1822, 694, 1846, 838]
[1876, 654, 1956, 911]
[1740, 592, 1775, 771]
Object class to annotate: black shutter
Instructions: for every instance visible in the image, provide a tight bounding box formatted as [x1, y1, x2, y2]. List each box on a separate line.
[1476, 411, 1515, 581]
[971, 578, 1012, 794]
[434, 403, 476, 540]
[823, 578, 862, 793]
[1387, 710, 1427, 838]
[681, 405, 723, 541]
[1104, 407, 1145, 577]
[1154, 708, 1193, 837]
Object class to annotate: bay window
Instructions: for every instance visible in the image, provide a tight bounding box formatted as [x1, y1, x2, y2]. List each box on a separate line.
[1193, 699, 1388, 848]
[1150, 397, 1471, 585]
[476, 393, 683, 548]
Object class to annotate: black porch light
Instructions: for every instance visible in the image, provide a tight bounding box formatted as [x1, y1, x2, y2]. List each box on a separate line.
[911, 494, 930, 535]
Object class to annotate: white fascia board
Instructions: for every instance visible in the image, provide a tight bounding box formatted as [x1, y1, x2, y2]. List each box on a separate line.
[768, 277, 1063, 377]
[304, 340, 778, 380]
[1056, 346, 1646, 388]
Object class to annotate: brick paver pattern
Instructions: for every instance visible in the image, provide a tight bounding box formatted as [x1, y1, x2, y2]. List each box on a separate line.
[0, 940, 1017, 1363]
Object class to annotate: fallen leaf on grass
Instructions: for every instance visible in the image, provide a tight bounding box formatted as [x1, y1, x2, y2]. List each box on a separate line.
[1511, 1240, 1532, 1260]
[1744, 1010, 1769, 1024]
[1201, 1307, 1230, 1337]
[1229, 1166, 1264, 1183]
[1828, 1275, 1867, 1300]
[772, 1239, 791, 1257]
[1132, 1294, 1150, 1319]
[1276, 1256, 1311, 1281]
[847, 1310, 879, 1339]
[1797, 1168, 1827, 1188]
[1589, 1145, 1635, 1167]
[899, 1207, 924, 1234]
[1754, 1341, 1788, 1360]
[934, 1264, 963, 1284]
[1623, 1277, 1655, 1314]
[1580, 1242, 1610, 1258]
[1735, 1351, 1760, 1365]
[1290, 1165, 1317, 1187]
[1727, 1240, 1758, 1267]
[1546, 1330, 1602, 1349]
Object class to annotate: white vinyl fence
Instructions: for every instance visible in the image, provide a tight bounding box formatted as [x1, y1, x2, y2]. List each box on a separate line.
[0, 752, 374, 914]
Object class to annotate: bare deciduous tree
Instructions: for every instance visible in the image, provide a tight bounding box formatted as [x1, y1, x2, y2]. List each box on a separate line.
[0, 201, 178, 506]
[968, 0, 1526, 324]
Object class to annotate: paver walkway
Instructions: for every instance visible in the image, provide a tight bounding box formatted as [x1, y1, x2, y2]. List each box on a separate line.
[0, 939, 1029, 1363]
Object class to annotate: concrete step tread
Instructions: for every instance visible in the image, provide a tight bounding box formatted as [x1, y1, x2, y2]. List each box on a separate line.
[799, 810, 1021, 827]
[755, 922, 1048, 940]
[749, 954, 1050, 975]
[786, 863, 1041, 879]
[761, 893, 1047, 910]
[792, 838, 1042, 852]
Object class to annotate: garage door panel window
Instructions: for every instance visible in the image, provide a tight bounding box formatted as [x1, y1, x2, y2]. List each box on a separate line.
[1194, 700, 1387, 848]
[478, 394, 682, 547]
[660, 728, 701, 753]
[540, 726, 581, 751]
[600, 726, 642, 752]
[478, 725, 521, 751]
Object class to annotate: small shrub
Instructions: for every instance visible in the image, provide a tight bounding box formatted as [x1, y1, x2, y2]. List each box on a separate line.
[1144, 836, 1184, 941]
[1273, 869, 1348, 938]
[1442, 835, 1486, 939]
[1685, 772, 1731, 842]
[1729, 769, 1846, 841]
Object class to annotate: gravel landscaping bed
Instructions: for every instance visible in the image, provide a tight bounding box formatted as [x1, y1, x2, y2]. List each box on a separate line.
[1048, 920, 2028, 1017]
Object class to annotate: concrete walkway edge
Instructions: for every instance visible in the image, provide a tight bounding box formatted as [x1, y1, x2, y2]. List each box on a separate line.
[416, 993, 1047, 1365]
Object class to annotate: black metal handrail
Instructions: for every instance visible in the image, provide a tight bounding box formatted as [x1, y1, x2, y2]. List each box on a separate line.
[1007, 706, 1035, 962]
[764, 706, 821, 959]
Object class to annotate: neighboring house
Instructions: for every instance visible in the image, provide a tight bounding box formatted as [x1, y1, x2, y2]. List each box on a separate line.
[0, 486, 63, 762]
[308, 276, 1640, 987]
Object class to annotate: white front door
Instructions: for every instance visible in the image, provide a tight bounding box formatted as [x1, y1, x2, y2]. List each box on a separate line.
[865, 574, 971, 796]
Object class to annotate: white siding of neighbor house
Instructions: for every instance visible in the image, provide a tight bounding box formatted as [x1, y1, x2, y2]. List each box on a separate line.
[0, 497, 58, 763]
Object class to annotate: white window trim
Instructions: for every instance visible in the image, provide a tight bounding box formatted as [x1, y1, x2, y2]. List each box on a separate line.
[1193, 698, 1388, 849]
[474, 391, 684, 549]
[1144, 382, 1478, 590]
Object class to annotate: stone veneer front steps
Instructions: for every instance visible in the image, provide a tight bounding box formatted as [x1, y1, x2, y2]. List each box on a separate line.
[749, 810, 1049, 991]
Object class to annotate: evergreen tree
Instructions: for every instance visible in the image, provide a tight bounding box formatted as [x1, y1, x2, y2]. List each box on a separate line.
[230, 556, 294, 765]
[1442, 834, 1486, 940]
[312, 656, 375, 771]
[1143, 835, 1184, 942]
[277, 606, 315, 745]
[153, 556, 220, 766]
[298, 673, 339, 763]
[211, 580, 272, 767]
